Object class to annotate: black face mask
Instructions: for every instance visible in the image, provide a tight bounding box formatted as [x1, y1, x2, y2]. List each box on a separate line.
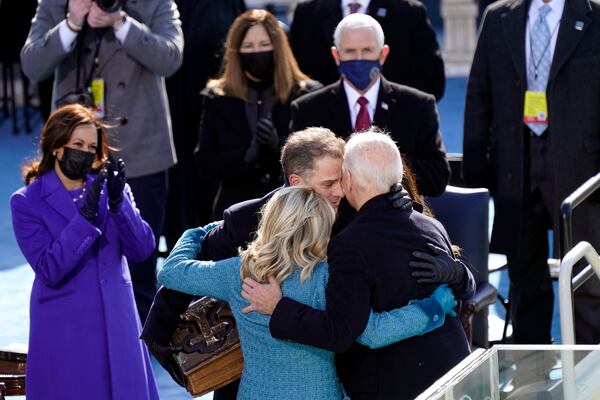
[240, 50, 274, 84]
[57, 147, 96, 180]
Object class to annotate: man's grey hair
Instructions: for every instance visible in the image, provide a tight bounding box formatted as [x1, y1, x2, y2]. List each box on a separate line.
[333, 13, 385, 50]
[343, 128, 403, 193]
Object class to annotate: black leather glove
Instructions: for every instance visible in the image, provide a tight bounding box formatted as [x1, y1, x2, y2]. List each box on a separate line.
[244, 137, 261, 164]
[255, 117, 279, 150]
[410, 243, 465, 287]
[79, 169, 106, 223]
[388, 183, 413, 211]
[106, 159, 126, 212]
[146, 340, 187, 387]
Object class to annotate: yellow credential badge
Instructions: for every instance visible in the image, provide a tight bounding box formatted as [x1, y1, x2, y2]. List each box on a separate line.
[523, 91, 548, 124]
[91, 78, 105, 119]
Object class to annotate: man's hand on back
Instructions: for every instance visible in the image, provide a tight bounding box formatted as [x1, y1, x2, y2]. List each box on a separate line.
[241, 276, 282, 315]
[410, 243, 465, 286]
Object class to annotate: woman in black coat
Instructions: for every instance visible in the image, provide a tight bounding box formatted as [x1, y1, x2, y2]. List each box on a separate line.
[195, 9, 321, 219]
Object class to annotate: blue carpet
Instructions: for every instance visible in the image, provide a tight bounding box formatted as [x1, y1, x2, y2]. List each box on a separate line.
[0, 117, 39, 270]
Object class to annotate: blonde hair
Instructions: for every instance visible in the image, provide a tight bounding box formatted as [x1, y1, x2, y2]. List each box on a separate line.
[207, 9, 309, 103]
[240, 186, 336, 284]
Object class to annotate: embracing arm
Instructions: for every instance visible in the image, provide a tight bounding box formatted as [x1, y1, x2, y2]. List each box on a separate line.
[158, 227, 236, 301]
[10, 191, 101, 286]
[357, 284, 456, 348]
[411, 243, 476, 300]
[269, 236, 372, 353]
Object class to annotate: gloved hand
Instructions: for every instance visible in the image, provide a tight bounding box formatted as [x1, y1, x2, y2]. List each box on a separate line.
[432, 284, 457, 317]
[106, 159, 126, 212]
[146, 340, 186, 387]
[244, 136, 262, 164]
[388, 183, 413, 211]
[79, 169, 107, 222]
[410, 243, 466, 287]
[255, 117, 279, 150]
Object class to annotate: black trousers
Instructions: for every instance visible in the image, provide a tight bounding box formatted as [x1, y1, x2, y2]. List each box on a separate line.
[508, 128, 554, 344]
[128, 171, 168, 324]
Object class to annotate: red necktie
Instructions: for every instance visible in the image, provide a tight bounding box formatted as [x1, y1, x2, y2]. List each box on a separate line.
[355, 96, 371, 132]
[348, 2, 361, 13]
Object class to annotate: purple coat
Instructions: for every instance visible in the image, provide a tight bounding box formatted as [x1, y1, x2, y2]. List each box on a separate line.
[10, 170, 159, 400]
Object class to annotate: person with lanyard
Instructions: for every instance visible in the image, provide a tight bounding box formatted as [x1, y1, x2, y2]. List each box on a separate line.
[21, 0, 184, 325]
[464, 0, 600, 344]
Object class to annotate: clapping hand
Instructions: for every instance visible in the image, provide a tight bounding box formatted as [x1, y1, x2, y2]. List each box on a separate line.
[80, 169, 107, 223]
[106, 159, 126, 212]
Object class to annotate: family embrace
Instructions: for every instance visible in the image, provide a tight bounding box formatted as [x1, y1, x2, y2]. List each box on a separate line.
[157, 128, 471, 399]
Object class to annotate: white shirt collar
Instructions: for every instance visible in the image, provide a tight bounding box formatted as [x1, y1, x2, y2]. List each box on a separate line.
[528, 0, 564, 27]
[525, 0, 565, 67]
[343, 77, 380, 127]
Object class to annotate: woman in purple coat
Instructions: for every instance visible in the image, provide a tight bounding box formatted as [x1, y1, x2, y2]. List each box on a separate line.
[10, 104, 159, 399]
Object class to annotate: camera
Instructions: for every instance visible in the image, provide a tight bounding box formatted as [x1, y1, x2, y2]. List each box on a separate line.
[95, 0, 125, 14]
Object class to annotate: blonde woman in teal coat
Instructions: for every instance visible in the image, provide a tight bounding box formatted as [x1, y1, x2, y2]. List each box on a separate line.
[159, 187, 456, 400]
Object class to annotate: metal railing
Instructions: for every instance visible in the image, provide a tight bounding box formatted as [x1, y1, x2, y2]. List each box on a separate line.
[558, 242, 600, 345]
[560, 171, 600, 257]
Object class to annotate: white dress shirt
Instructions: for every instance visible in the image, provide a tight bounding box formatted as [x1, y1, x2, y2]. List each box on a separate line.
[525, 0, 565, 70]
[59, 16, 132, 52]
[344, 77, 380, 129]
[341, 0, 371, 17]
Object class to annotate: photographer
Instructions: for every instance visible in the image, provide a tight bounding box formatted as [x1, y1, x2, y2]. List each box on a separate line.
[21, 0, 184, 324]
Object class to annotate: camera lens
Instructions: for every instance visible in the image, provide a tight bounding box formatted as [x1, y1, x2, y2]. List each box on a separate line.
[95, 0, 122, 13]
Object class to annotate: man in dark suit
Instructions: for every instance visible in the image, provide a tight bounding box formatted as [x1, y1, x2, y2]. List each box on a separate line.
[463, 0, 600, 344]
[241, 130, 470, 399]
[291, 13, 450, 197]
[290, 0, 445, 100]
[143, 128, 472, 398]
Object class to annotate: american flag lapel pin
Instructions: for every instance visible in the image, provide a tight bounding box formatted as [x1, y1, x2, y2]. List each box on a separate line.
[381, 102, 389, 110]
[575, 21, 584, 30]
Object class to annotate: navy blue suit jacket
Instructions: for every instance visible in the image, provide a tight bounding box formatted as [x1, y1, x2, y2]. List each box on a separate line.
[269, 194, 470, 399]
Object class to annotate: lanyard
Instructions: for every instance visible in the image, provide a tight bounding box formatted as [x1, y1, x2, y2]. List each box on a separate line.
[527, 12, 561, 80]
[75, 28, 105, 91]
